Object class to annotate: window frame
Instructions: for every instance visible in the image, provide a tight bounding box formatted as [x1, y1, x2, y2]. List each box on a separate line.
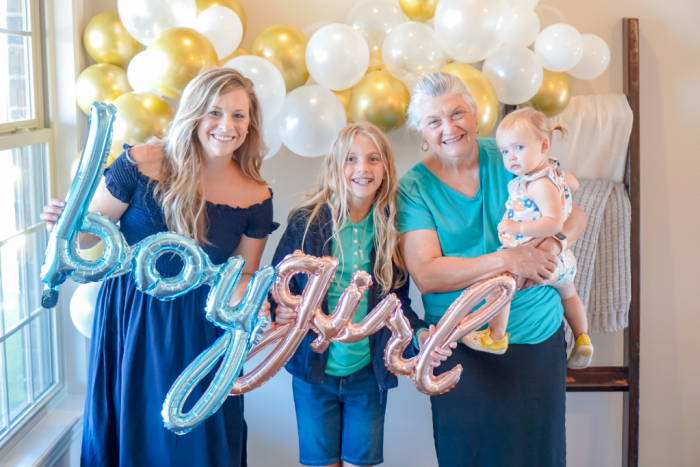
[0, 0, 62, 448]
[0, 0, 46, 135]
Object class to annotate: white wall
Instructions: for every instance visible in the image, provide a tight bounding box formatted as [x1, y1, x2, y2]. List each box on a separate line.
[63, 0, 700, 466]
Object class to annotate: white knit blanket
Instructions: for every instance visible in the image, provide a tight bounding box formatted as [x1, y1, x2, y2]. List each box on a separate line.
[563, 180, 632, 353]
[547, 94, 633, 183]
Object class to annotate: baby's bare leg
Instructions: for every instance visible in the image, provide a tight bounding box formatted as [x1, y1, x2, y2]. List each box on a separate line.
[488, 302, 510, 340]
[555, 282, 588, 338]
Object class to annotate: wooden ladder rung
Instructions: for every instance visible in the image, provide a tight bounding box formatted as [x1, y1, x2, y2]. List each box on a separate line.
[566, 366, 630, 392]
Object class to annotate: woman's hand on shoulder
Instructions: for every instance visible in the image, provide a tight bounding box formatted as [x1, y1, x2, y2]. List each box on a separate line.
[40, 198, 66, 232]
[129, 143, 164, 180]
[499, 243, 557, 286]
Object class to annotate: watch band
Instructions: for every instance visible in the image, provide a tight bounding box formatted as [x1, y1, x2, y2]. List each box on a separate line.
[552, 232, 567, 254]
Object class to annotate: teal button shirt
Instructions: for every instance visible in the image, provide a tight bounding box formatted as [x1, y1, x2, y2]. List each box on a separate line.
[397, 138, 563, 344]
[325, 209, 374, 376]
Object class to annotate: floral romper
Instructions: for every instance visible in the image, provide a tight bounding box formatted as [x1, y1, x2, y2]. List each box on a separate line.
[499, 158, 577, 287]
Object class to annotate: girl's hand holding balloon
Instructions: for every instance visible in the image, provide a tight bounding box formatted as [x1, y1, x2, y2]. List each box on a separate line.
[418, 324, 457, 368]
[274, 305, 297, 326]
[40, 199, 66, 232]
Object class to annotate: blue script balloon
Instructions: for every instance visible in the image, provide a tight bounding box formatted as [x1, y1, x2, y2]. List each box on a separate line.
[41, 102, 119, 308]
[162, 258, 277, 435]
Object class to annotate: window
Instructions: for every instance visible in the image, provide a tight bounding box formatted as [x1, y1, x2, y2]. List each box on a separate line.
[0, 0, 58, 445]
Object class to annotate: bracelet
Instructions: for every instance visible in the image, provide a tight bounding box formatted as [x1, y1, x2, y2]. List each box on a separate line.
[552, 232, 567, 254]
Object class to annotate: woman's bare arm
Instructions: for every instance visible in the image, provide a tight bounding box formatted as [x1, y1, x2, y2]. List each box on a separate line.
[229, 234, 270, 311]
[399, 229, 558, 295]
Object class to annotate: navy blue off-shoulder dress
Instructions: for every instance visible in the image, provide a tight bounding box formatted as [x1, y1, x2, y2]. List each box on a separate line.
[81, 149, 278, 467]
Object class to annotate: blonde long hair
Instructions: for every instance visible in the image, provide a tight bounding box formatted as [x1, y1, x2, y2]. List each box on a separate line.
[148, 67, 267, 244]
[293, 123, 406, 295]
[496, 107, 569, 145]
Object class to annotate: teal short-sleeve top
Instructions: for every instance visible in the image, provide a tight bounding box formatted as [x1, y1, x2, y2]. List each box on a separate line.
[397, 138, 563, 344]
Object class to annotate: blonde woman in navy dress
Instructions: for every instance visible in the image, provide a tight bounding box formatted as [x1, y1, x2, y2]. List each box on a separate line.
[41, 68, 278, 466]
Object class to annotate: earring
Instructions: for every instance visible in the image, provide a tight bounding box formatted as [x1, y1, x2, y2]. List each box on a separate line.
[421, 141, 429, 152]
[476, 124, 480, 134]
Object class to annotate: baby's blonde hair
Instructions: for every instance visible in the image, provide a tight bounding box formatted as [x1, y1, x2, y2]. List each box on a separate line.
[496, 107, 568, 146]
[292, 122, 406, 295]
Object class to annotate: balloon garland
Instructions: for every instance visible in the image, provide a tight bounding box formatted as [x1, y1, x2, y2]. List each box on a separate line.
[77, 0, 610, 155]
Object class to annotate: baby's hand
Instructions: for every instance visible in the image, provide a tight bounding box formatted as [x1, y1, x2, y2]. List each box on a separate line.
[498, 219, 521, 236]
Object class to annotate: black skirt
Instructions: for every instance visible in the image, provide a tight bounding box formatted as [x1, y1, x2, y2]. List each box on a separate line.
[430, 323, 567, 467]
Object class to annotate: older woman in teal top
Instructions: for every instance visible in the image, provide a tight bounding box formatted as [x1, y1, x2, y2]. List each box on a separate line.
[398, 72, 587, 467]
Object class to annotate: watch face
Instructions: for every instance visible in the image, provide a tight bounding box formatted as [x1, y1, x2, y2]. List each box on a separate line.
[555, 232, 567, 241]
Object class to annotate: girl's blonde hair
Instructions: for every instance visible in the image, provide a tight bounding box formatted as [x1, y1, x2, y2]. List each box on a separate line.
[496, 107, 568, 145]
[292, 122, 406, 295]
[147, 67, 267, 244]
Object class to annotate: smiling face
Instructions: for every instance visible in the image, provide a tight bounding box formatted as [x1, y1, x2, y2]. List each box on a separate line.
[419, 94, 478, 159]
[343, 133, 385, 207]
[196, 88, 251, 160]
[497, 125, 551, 177]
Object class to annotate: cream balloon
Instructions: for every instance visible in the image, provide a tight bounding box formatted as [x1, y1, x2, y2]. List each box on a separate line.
[533, 5, 567, 30]
[503, 6, 540, 47]
[534, 24, 583, 72]
[277, 85, 347, 158]
[302, 21, 332, 39]
[382, 22, 443, 82]
[345, 0, 408, 67]
[482, 45, 543, 104]
[508, 0, 539, 8]
[224, 55, 286, 123]
[434, 0, 510, 64]
[263, 116, 283, 160]
[306, 24, 369, 91]
[194, 6, 242, 60]
[567, 34, 610, 80]
[127, 51, 161, 94]
[117, 0, 197, 45]
[70, 282, 102, 338]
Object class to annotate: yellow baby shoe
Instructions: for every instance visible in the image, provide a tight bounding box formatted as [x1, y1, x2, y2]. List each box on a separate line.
[463, 327, 509, 355]
[568, 333, 594, 369]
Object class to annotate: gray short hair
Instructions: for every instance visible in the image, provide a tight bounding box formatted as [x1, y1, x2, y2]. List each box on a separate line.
[406, 71, 477, 133]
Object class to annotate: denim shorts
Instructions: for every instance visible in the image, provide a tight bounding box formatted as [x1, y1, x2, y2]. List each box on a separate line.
[292, 364, 388, 466]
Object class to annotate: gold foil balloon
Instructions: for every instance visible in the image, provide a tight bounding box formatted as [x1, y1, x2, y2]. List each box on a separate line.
[75, 63, 133, 115]
[251, 25, 308, 93]
[218, 47, 249, 67]
[366, 64, 387, 74]
[350, 71, 410, 133]
[110, 92, 174, 157]
[196, 0, 247, 36]
[399, 0, 439, 22]
[333, 88, 353, 123]
[146, 28, 218, 99]
[519, 68, 571, 117]
[83, 11, 143, 69]
[71, 151, 116, 180]
[78, 242, 106, 261]
[441, 62, 499, 136]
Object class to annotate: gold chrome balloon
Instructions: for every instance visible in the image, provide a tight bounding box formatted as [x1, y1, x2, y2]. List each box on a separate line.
[399, 0, 439, 22]
[75, 63, 133, 115]
[110, 92, 174, 157]
[366, 64, 387, 74]
[333, 88, 353, 123]
[441, 62, 499, 136]
[218, 47, 249, 67]
[519, 68, 571, 117]
[251, 25, 308, 93]
[196, 0, 247, 37]
[83, 11, 143, 69]
[78, 241, 106, 261]
[146, 28, 218, 99]
[350, 71, 410, 133]
[71, 151, 116, 181]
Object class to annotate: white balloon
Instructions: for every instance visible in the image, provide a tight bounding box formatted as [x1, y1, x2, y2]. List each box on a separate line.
[434, 0, 510, 64]
[504, 6, 540, 47]
[278, 85, 347, 158]
[302, 21, 332, 39]
[346, 0, 408, 67]
[194, 6, 243, 60]
[508, 0, 539, 9]
[533, 5, 567, 31]
[70, 283, 102, 338]
[263, 116, 283, 160]
[306, 24, 370, 91]
[382, 22, 443, 82]
[127, 51, 162, 94]
[567, 34, 611, 80]
[535, 23, 584, 72]
[224, 55, 286, 123]
[118, 0, 197, 45]
[482, 45, 543, 104]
